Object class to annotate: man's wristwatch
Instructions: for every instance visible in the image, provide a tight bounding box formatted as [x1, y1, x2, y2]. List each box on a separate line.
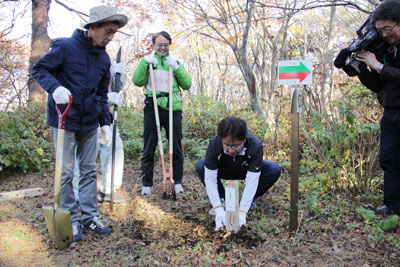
[377, 63, 384, 74]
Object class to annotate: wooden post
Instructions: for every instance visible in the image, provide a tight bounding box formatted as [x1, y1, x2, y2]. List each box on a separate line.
[225, 180, 239, 233]
[289, 88, 300, 232]
[0, 188, 44, 202]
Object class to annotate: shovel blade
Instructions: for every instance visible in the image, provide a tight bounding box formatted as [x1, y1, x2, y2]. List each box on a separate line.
[43, 205, 73, 249]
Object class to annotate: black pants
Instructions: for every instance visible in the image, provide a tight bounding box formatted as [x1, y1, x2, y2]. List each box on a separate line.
[380, 108, 400, 213]
[141, 101, 183, 187]
[195, 158, 281, 198]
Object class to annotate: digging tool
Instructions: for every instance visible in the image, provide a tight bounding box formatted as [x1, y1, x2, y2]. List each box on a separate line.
[110, 47, 122, 210]
[148, 64, 176, 200]
[167, 65, 176, 200]
[42, 95, 73, 249]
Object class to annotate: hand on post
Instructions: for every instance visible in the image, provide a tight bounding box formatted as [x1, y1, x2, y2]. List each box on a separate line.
[144, 55, 158, 67]
[166, 56, 179, 70]
[113, 62, 125, 74]
[239, 211, 247, 227]
[107, 92, 121, 107]
[99, 125, 112, 146]
[53, 86, 71, 104]
[214, 207, 226, 231]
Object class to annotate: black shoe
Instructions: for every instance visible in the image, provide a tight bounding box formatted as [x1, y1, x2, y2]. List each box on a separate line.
[97, 191, 126, 203]
[375, 205, 393, 215]
[83, 217, 112, 235]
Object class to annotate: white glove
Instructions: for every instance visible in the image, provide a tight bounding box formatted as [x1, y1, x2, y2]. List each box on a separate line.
[215, 207, 226, 231]
[107, 92, 121, 107]
[99, 125, 112, 146]
[166, 56, 179, 70]
[144, 55, 158, 67]
[53, 86, 71, 104]
[239, 212, 247, 227]
[113, 62, 124, 74]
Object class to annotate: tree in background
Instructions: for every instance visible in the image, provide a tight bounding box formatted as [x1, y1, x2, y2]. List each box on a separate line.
[0, 0, 30, 110]
[28, 0, 52, 103]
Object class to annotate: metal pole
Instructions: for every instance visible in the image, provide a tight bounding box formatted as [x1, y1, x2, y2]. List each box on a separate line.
[110, 47, 122, 210]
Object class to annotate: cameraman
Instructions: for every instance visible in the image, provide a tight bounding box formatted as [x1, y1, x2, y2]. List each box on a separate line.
[355, 0, 400, 215]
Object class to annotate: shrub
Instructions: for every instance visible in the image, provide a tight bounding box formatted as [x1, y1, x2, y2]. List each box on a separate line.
[0, 102, 53, 173]
[301, 100, 382, 193]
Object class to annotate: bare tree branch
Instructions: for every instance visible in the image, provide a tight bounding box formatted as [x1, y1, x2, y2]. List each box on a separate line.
[254, 0, 378, 14]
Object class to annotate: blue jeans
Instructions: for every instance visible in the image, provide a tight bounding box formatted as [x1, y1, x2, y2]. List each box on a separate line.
[195, 158, 281, 198]
[51, 127, 98, 225]
[73, 125, 124, 199]
[380, 108, 400, 213]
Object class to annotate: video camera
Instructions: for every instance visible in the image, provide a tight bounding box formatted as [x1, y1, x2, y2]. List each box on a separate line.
[334, 14, 388, 76]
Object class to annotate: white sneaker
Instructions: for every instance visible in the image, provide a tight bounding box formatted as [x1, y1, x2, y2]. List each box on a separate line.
[208, 198, 225, 215]
[141, 186, 152, 195]
[175, 184, 184, 194]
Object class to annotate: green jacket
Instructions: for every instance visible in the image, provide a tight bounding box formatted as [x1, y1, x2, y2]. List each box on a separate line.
[132, 53, 191, 111]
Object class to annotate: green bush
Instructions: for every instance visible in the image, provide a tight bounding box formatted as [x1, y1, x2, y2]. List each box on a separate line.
[118, 105, 144, 162]
[0, 102, 53, 173]
[0, 89, 383, 198]
[301, 100, 382, 193]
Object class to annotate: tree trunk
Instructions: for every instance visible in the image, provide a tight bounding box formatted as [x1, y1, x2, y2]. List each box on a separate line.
[320, 5, 336, 114]
[28, 0, 52, 103]
[239, 0, 265, 120]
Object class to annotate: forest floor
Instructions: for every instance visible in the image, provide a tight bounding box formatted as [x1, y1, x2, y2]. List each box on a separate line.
[1, 161, 400, 266]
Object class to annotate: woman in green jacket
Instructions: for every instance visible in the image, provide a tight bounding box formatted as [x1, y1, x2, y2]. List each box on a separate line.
[132, 31, 192, 195]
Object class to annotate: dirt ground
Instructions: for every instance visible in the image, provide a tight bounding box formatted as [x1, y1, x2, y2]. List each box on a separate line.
[1, 161, 399, 266]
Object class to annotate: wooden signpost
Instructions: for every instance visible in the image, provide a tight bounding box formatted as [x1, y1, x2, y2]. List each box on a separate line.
[289, 88, 300, 232]
[278, 60, 312, 232]
[225, 180, 239, 233]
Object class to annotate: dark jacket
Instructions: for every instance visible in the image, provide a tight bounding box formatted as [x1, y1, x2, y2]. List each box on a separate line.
[204, 132, 264, 180]
[32, 29, 111, 132]
[358, 42, 400, 108]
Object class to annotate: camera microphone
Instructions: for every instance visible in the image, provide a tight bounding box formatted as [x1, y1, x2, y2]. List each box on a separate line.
[334, 48, 352, 68]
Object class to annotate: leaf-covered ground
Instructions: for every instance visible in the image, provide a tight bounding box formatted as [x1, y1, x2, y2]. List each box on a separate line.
[1, 161, 399, 266]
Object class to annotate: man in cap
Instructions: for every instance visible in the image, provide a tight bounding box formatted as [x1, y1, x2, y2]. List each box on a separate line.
[32, 5, 128, 242]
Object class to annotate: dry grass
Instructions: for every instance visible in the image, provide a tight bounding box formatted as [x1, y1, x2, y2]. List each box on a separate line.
[0, 162, 399, 266]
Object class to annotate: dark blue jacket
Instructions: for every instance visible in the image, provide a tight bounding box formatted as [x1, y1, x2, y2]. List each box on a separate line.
[32, 29, 111, 132]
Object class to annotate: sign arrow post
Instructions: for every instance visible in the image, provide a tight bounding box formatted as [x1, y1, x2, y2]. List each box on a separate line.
[277, 59, 313, 233]
[278, 60, 312, 85]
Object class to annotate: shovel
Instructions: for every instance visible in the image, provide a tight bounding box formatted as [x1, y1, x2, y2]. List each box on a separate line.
[110, 47, 122, 210]
[42, 95, 73, 249]
[149, 64, 176, 200]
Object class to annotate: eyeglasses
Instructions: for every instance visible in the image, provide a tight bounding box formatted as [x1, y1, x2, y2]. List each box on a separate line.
[376, 23, 397, 36]
[223, 141, 245, 150]
[155, 42, 170, 48]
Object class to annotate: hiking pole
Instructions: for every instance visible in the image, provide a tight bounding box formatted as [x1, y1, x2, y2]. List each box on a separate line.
[148, 63, 169, 199]
[168, 66, 176, 200]
[110, 47, 122, 210]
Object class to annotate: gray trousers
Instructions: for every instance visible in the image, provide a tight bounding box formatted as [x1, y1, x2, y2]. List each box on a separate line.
[51, 127, 99, 225]
[73, 125, 124, 199]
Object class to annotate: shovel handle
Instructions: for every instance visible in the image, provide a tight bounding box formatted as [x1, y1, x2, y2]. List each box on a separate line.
[56, 95, 73, 129]
[54, 95, 72, 208]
